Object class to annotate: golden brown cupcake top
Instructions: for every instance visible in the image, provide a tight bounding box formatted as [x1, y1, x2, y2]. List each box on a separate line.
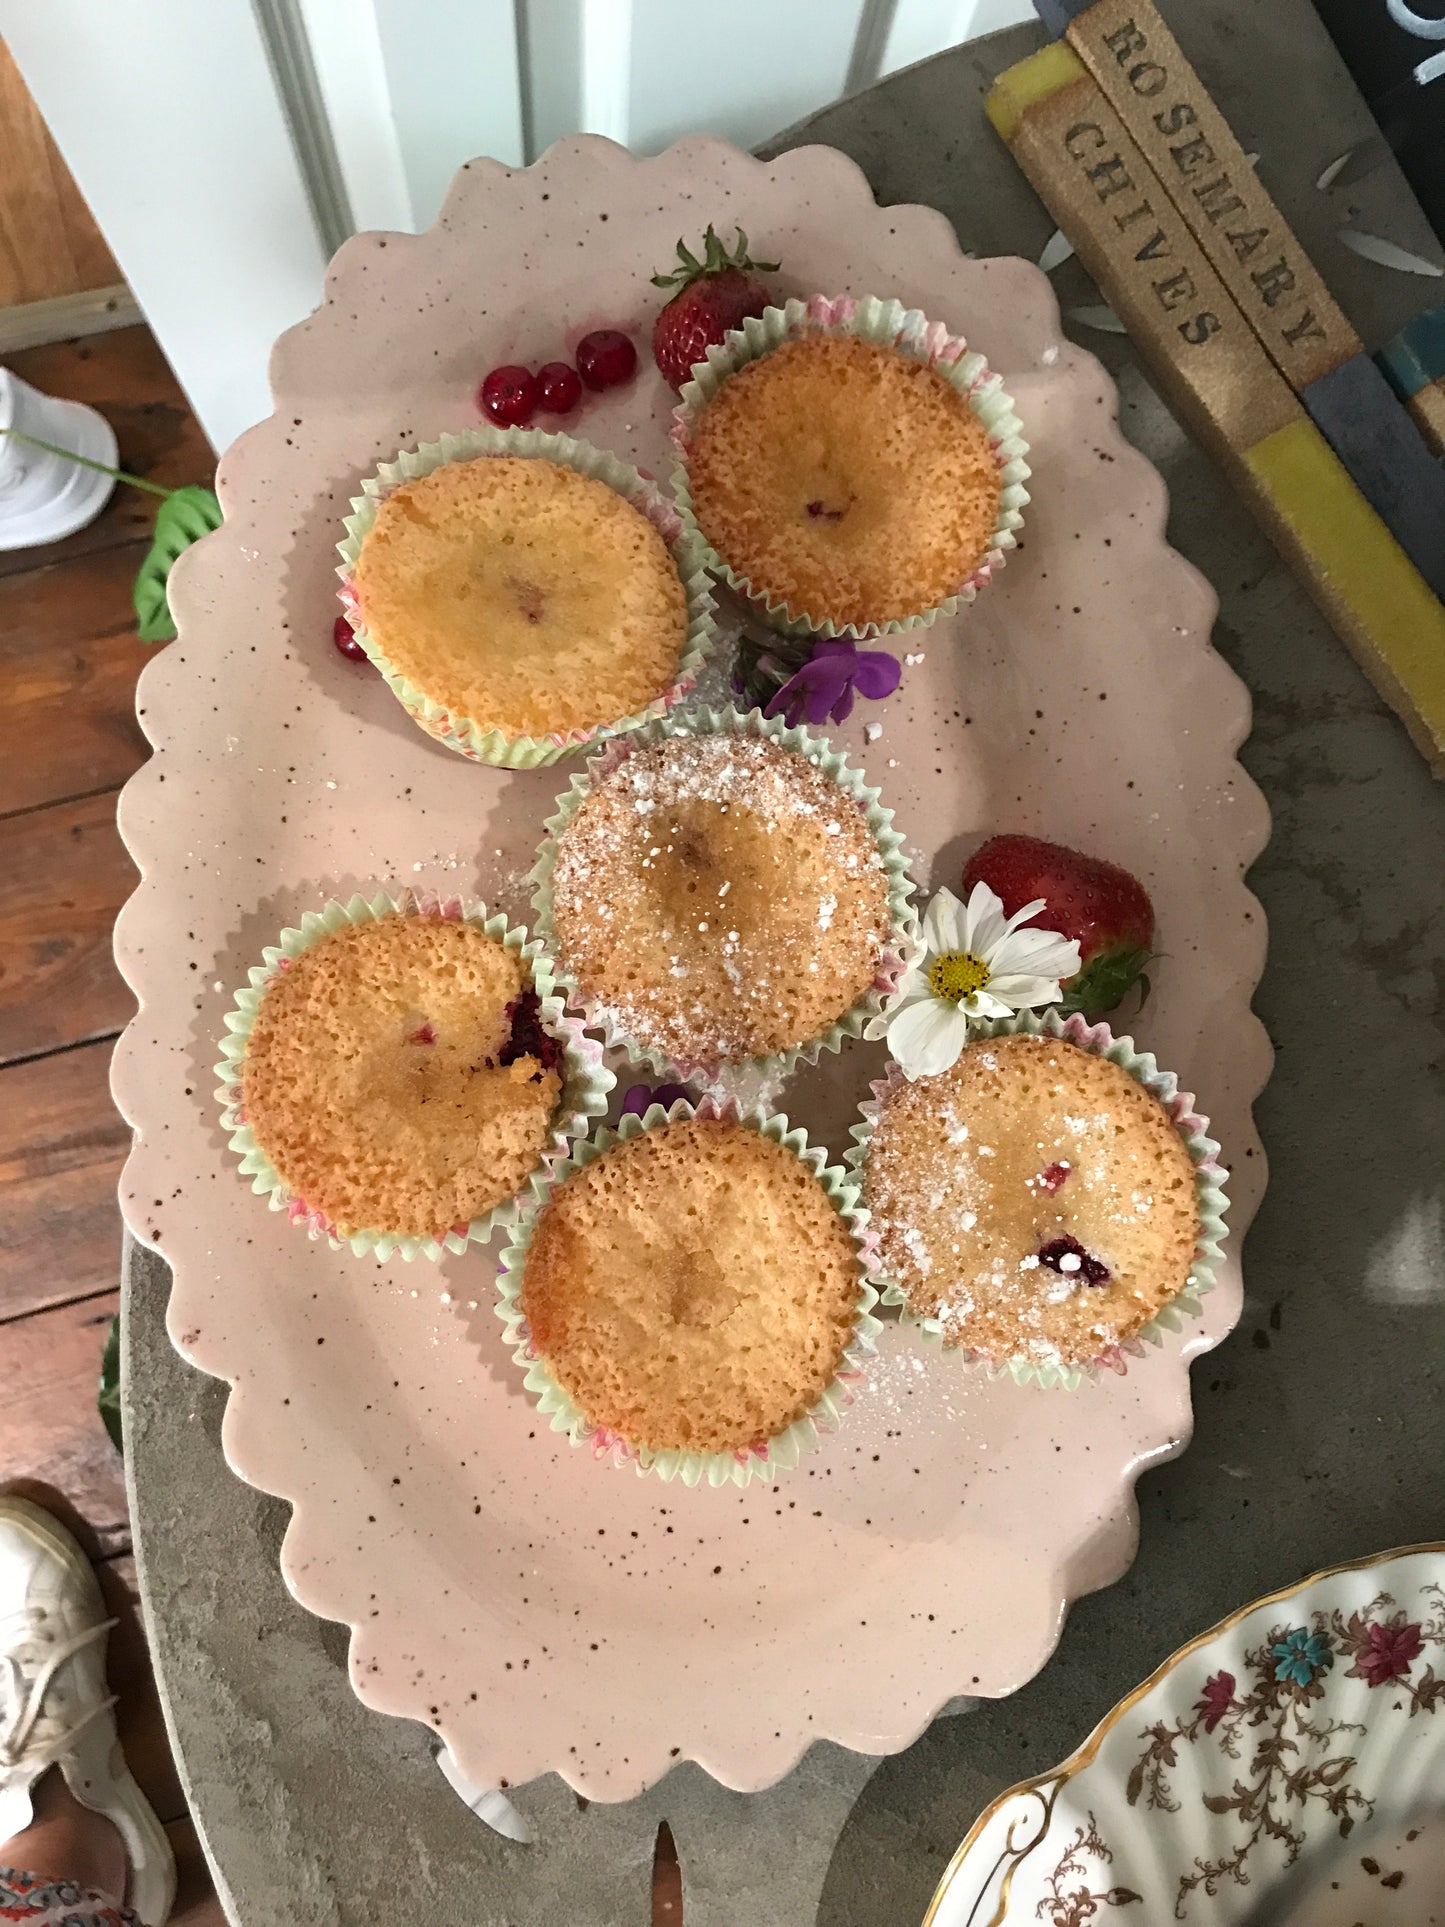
[241, 915, 561, 1237]
[548, 732, 892, 1068]
[685, 334, 1000, 628]
[521, 1117, 862, 1455]
[352, 456, 689, 738]
[864, 1034, 1199, 1366]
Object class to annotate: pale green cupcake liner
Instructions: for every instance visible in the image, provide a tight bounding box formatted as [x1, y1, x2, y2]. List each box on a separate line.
[214, 888, 615, 1261]
[336, 427, 717, 768]
[529, 702, 921, 1082]
[495, 1093, 882, 1487]
[670, 294, 1031, 640]
[845, 1008, 1229, 1391]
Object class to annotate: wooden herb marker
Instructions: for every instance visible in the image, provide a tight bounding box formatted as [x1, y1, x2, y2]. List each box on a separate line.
[987, 37, 1445, 773]
[1379, 305, 1445, 458]
[1064, 0, 1355, 385]
[1061, 0, 1445, 602]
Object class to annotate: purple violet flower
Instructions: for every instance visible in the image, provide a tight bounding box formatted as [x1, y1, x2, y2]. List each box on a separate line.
[621, 1082, 691, 1118]
[762, 639, 901, 729]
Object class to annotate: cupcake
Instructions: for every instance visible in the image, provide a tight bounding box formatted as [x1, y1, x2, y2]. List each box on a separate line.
[216, 893, 613, 1259]
[672, 295, 1030, 636]
[496, 1100, 880, 1485]
[853, 1016, 1227, 1387]
[337, 429, 716, 767]
[532, 707, 917, 1078]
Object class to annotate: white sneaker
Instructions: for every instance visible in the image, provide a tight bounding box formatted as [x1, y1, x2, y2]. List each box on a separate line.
[0, 1498, 175, 1926]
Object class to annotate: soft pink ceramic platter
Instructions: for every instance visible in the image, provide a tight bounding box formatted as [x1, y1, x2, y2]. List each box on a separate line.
[110, 135, 1271, 1801]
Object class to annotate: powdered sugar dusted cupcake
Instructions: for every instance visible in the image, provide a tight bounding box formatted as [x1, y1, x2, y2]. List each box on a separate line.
[850, 1013, 1227, 1388]
[671, 295, 1030, 637]
[531, 706, 917, 1079]
[495, 1095, 880, 1486]
[216, 892, 613, 1259]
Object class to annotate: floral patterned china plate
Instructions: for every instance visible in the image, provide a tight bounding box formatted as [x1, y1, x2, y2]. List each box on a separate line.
[927, 1544, 1445, 1925]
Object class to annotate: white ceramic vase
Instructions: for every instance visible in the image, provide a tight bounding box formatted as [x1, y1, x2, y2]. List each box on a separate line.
[0, 366, 117, 549]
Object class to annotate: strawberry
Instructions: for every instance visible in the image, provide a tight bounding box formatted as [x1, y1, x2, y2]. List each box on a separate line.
[961, 834, 1156, 1017]
[650, 226, 779, 390]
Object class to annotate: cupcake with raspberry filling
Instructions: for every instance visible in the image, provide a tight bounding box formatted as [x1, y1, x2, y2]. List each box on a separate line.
[216, 891, 613, 1259]
[850, 1013, 1228, 1388]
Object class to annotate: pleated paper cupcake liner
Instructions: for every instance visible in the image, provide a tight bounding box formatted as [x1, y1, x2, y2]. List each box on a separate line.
[670, 293, 1031, 639]
[529, 702, 921, 1082]
[845, 1008, 1229, 1391]
[494, 1092, 882, 1487]
[214, 888, 615, 1261]
[336, 427, 718, 767]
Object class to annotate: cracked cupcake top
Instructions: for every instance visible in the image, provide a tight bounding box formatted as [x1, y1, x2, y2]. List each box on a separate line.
[684, 334, 1000, 627]
[521, 1117, 862, 1455]
[240, 914, 561, 1237]
[353, 455, 688, 738]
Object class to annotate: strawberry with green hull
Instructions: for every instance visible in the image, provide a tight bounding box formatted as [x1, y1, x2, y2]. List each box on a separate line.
[961, 834, 1156, 1018]
[651, 227, 780, 390]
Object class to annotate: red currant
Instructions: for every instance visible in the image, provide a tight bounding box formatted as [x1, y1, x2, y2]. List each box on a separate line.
[479, 364, 537, 427]
[576, 330, 637, 391]
[332, 614, 368, 663]
[536, 361, 582, 413]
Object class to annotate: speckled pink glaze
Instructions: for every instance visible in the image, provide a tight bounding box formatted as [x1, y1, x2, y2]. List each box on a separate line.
[109, 135, 1270, 1803]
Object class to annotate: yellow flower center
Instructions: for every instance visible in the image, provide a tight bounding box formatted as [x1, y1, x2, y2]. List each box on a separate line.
[927, 951, 991, 1003]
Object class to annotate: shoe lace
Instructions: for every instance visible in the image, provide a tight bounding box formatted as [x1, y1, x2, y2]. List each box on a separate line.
[0, 1612, 118, 1771]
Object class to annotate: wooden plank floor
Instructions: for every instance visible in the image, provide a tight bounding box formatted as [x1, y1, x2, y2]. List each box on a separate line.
[0, 323, 683, 1927]
[0, 324, 222, 1924]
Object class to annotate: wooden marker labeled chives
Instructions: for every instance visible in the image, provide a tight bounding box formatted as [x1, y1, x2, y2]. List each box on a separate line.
[987, 40, 1445, 773]
[1060, 0, 1445, 602]
[1064, 0, 1354, 387]
[986, 45, 1299, 459]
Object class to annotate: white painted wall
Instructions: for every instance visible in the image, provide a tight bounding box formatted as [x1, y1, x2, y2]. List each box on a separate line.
[295, 0, 414, 233]
[0, 0, 1033, 454]
[367, 0, 527, 228]
[625, 0, 861, 157]
[881, 0, 1037, 72]
[0, 1, 328, 455]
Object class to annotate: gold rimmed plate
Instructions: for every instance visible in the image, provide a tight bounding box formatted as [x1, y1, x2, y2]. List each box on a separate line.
[928, 1543, 1445, 1924]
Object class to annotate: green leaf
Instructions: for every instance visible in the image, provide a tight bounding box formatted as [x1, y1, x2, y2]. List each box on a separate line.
[133, 483, 222, 642]
[651, 227, 779, 289]
[1058, 945, 1156, 1019]
[98, 1314, 123, 1456]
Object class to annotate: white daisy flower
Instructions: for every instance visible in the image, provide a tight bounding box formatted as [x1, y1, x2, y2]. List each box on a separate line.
[884, 882, 1082, 1081]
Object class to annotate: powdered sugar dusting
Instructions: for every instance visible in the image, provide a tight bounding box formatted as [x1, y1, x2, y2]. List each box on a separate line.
[862, 1033, 1202, 1368]
[549, 731, 894, 1071]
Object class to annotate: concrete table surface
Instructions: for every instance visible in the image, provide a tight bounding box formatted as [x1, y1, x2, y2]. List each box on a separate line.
[122, 10, 1445, 1923]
